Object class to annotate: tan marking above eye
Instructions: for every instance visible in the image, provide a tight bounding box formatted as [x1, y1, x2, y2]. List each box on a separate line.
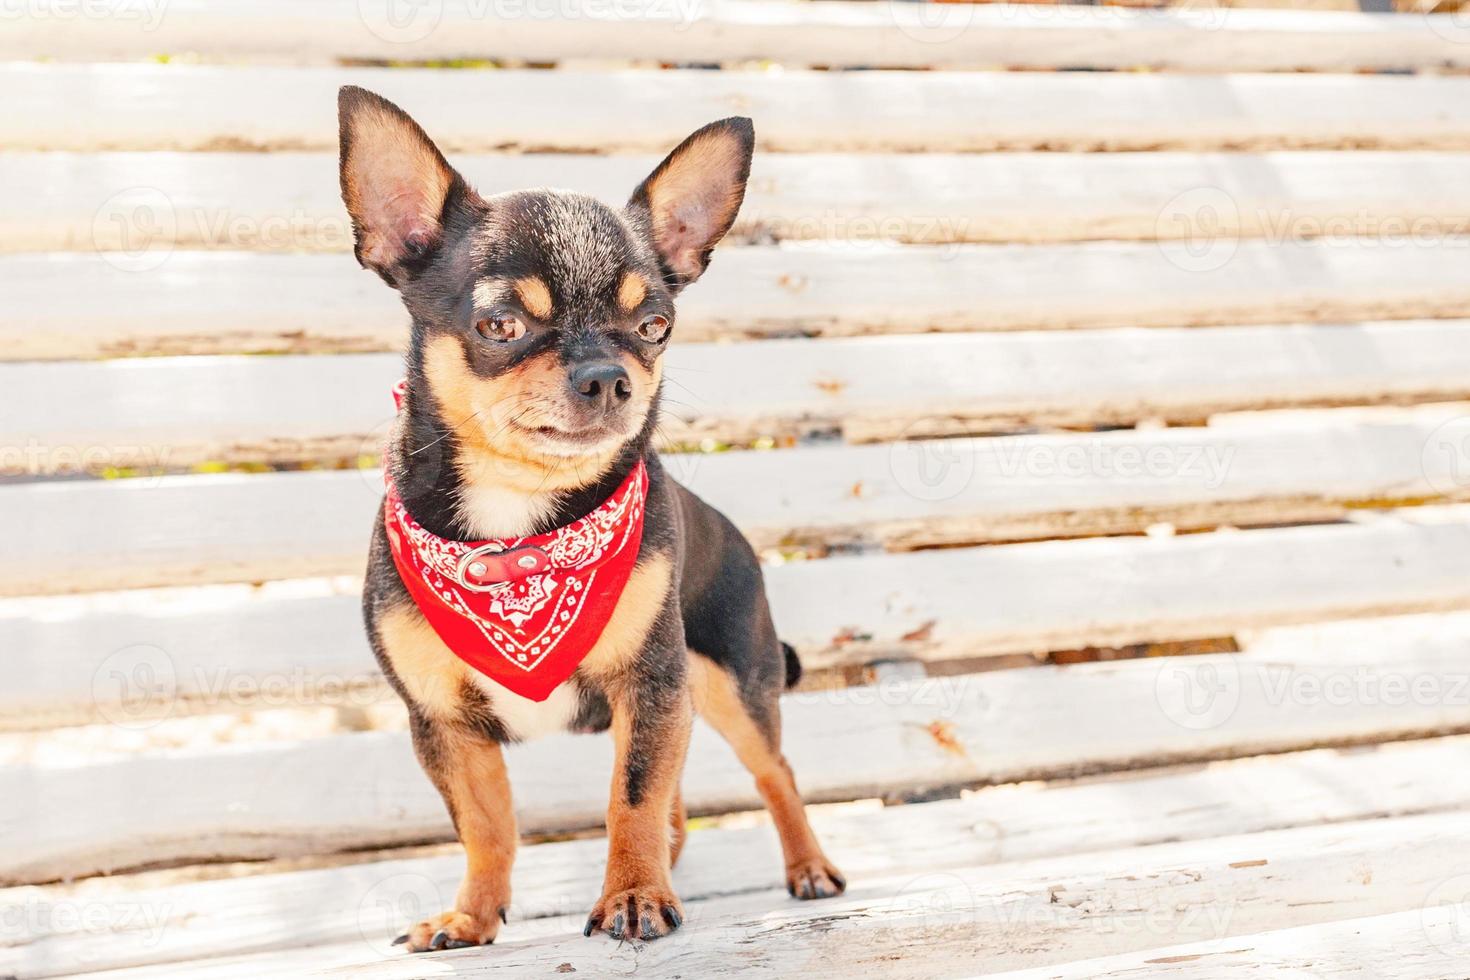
[617, 272, 648, 313]
[513, 276, 554, 320]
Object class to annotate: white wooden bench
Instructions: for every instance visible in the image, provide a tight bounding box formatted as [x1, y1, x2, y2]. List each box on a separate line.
[5, 2, 1470, 977]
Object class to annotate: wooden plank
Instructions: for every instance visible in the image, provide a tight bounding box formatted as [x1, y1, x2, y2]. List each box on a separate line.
[9, 403, 1470, 598]
[8, 514, 1470, 730]
[55, 812, 1470, 979]
[11, 321, 1470, 476]
[7, 1, 1470, 72]
[983, 907, 1470, 980]
[16, 150, 1470, 254]
[8, 240, 1470, 359]
[7, 604, 1470, 883]
[282, 813, 1470, 978]
[13, 64, 1470, 154]
[8, 735, 1470, 977]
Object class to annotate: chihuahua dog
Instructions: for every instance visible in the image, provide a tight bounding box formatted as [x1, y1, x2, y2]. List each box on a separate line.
[340, 86, 844, 952]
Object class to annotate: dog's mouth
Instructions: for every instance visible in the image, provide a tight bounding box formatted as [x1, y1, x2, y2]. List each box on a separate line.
[510, 419, 629, 457]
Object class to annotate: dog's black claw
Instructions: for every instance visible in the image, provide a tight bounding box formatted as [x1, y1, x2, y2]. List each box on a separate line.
[583, 914, 600, 938]
[661, 905, 682, 930]
[830, 872, 847, 891]
[639, 914, 656, 939]
[429, 930, 449, 951]
[610, 911, 626, 939]
[499, 907, 509, 925]
[391, 933, 409, 946]
[444, 938, 477, 950]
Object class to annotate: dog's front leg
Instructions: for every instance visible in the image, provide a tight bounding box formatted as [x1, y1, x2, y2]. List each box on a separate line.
[584, 661, 692, 941]
[396, 716, 516, 952]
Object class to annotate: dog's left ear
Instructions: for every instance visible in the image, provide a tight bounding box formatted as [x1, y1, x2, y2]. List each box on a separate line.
[627, 117, 754, 293]
[338, 85, 463, 287]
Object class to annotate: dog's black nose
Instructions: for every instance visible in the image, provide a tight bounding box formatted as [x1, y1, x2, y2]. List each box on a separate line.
[569, 361, 632, 407]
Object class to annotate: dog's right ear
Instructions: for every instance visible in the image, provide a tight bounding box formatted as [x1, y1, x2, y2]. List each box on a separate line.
[338, 85, 461, 286]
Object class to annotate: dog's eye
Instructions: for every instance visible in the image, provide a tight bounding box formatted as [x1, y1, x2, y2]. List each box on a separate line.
[475, 315, 525, 343]
[636, 314, 671, 344]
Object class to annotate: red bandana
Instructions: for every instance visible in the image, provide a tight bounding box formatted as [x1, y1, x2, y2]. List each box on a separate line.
[382, 382, 648, 702]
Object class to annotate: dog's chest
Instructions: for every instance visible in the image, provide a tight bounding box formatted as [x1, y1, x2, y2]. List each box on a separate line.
[455, 484, 559, 541]
[454, 486, 583, 740]
[472, 674, 580, 741]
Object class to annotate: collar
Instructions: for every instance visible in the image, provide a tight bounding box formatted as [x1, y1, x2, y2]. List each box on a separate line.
[382, 379, 649, 702]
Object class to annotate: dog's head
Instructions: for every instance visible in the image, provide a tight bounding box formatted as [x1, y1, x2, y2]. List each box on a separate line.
[338, 85, 752, 479]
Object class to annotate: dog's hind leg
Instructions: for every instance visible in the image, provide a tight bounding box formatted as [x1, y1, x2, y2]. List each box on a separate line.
[688, 653, 846, 899]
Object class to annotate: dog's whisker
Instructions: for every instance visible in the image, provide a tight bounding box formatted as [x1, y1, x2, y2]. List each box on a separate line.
[660, 376, 704, 402]
[408, 408, 484, 457]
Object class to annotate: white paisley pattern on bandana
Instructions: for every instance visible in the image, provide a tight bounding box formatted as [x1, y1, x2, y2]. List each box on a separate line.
[386, 463, 647, 673]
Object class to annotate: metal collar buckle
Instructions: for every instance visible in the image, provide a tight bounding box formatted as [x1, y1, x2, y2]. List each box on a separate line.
[455, 543, 547, 593]
[456, 544, 509, 593]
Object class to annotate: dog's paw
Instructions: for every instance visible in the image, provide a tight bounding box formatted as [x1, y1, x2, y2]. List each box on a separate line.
[787, 858, 846, 900]
[393, 906, 506, 953]
[582, 886, 684, 941]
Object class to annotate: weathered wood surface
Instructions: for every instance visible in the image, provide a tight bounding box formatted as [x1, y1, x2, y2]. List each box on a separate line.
[312, 812, 1470, 978]
[8, 515, 1470, 731]
[9, 242, 1470, 358]
[7, 735, 1469, 978]
[16, 150, 1470, 253]
[13, 64, 1470, 154]
[11, 322, 1470, 475]
[8, 612, 1470, 884]
[11, 3, 1470, 978]
[53, 812, 1470, 979]
[9, 403, 1470, 595]
[8, 1, 1470, 72]
[972, 907, 1470, 980]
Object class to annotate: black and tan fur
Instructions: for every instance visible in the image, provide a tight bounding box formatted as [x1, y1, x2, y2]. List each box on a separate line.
[341, 86, 844, 953]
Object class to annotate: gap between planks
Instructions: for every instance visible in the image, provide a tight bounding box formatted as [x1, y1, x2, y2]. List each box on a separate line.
[7, 607, 1470, 884]
[5, 734, 1470, 978]
[6, 242, 1470, 359]
[13, 150, 1470, 253]
[8, 2, 1470, 72]
[8, 514, 1470, 731]
[7, 402, 1470, 595]
[9, 323, 1470, 477]
[48, 811, 1470, 980]
[10, 64, 1470, 154]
